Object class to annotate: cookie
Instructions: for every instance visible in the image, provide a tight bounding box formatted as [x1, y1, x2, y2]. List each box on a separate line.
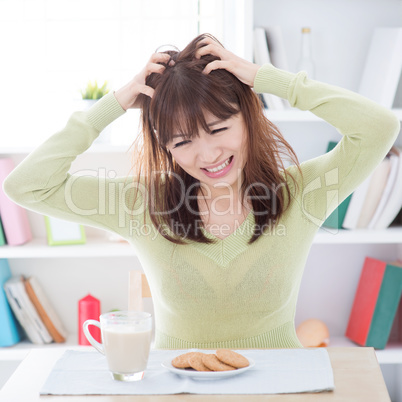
[188, 352, 212, 371]
[216, 349, 249, 368]
[202, 353, 236, 371]
[171, 352, 197, 369]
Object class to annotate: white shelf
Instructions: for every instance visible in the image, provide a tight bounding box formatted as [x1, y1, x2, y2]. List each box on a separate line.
[1, 109, 400, 156]
[314, 227, 402, 244]
[329, 337, 402, 365]
[0, 237, 136, 259]
[0, 334, 84, 361]
[0, 143, 132, 155]
[264, 108, 402, 123]
[2, 228, 402, 259]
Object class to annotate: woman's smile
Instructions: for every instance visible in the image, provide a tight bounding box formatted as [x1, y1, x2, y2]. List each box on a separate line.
[201, 155, 234, 178]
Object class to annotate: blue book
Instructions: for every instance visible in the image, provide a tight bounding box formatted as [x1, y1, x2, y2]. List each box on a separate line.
[0, 215, 5, 246]
[0, 259, 22, 346]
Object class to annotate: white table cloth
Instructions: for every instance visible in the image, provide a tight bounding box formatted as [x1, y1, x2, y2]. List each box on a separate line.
[40, 348, 334, 395]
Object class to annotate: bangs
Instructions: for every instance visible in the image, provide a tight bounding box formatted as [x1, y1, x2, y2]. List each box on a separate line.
[148, 62, 240, 148]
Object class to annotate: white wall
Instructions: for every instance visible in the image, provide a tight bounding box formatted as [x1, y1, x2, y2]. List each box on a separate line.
[254, 0, 402, 91]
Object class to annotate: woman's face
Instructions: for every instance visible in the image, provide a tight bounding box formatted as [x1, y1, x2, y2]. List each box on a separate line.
[167, 111, 248, 196]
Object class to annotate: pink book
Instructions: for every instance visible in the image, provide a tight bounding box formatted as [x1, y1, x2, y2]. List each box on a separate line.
[0, 158, 32, 245]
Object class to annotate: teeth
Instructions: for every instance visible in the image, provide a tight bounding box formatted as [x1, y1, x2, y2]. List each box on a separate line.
[205, 157, 231, 173]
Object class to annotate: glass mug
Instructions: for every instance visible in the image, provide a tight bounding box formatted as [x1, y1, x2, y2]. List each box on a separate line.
[83, 311, 152, 381]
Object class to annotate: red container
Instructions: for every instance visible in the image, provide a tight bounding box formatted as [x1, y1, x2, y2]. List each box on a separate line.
[78, 294, 101, 345]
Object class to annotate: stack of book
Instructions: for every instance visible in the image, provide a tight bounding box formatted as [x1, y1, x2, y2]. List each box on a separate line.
[1, 259, 67, 345]
[346, 257, 402, 349]
[253, 26, 289, 110]
[323, 145, 402, 230]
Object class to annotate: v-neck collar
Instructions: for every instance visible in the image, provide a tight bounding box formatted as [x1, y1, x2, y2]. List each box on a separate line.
[190, 210, 255, 267]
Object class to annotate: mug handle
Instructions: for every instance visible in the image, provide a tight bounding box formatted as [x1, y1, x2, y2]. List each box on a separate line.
[83, 320, 104, 354]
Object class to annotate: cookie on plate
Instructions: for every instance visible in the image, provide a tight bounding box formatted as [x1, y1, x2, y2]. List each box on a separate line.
[188, 352, 212, 371]
[202, 353, 236, 371]
[171, 352, 197, 369]
[216, 349, 249, 368]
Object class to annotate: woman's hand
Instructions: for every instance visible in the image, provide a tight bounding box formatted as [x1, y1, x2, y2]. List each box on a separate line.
[114, 53, 171, 110]
[195, 37, 260, 87]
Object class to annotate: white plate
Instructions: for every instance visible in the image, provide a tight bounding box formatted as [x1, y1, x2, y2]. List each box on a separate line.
[161, 357, 254, 380]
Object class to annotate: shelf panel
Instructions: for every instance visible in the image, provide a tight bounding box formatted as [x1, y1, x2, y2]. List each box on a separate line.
[1, 110, 400, 155]
[0, 238, 136, 259]
[264, 108, 402, 123]
[329, 337, 402, 365]
[0, 143, 132, 155]
[2, 227, 402, 258]
[314, 227, 402, 244]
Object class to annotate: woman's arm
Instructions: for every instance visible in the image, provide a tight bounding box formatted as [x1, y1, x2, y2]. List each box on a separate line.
[254, 63, 400, 227]
[3, 53, 171, 239]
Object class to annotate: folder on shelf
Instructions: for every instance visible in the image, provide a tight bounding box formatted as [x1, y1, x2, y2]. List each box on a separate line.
[0, 259, 22, 346]
[371, 147, 402, 229]
[345, 257, 402, 349]
[253, 27, 286, 110]
[0, 158, 32, 246]
[358, 27, 402, 107]
[0, 215, 6, 246]
[322, 141, 353, 229]
[4, 276, 53, 344]
[24, 276, 67, 343]
[355, 157, 392, 228]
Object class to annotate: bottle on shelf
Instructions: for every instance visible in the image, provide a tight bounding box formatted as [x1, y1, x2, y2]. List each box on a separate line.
[297, 27, 315, 79]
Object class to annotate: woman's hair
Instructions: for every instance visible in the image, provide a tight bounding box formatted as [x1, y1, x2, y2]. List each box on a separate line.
[131, 33, 302, 245]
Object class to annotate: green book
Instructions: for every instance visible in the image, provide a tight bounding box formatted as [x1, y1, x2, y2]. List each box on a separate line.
[0, 215, 5, 246]
[365, 263, 402, 349]
[322, 141, 353, 229]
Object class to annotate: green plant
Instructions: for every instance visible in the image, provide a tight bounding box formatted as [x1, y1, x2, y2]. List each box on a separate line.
[81, 80, 109, 100]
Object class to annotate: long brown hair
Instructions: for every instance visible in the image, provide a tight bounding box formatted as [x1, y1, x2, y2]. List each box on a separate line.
[131, 34, 302, 245]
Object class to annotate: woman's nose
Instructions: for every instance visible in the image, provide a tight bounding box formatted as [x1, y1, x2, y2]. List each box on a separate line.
[197, 136, 222, 165]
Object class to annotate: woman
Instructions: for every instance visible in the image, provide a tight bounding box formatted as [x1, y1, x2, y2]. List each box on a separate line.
[4, 34, 399, 349]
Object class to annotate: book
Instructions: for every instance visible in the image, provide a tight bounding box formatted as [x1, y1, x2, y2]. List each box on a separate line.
[4, 276, 53, 344]
[322, 141, 353, 229]
[24, 276, 67, 343]
[0, 259, 22, 346]
[368, 148, 400, 229]
[388, 296, 402, 344]
[358, 27, 402, 107]
[0, 158, 32, 246]
[345, 257, 402, 349]
[264, 26, 291, 109]
[372, 147, 402, 229]
[253, 27, 285, 110]
[0, 215, 5, 246]
[342, 157, 388, 230]
[355, 157, 391, 228]
[264, 25, 289, 72]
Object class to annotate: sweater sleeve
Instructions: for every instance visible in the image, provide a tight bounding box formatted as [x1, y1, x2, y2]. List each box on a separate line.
[3, 92, 146, 239]
[254, 64, 401, 228]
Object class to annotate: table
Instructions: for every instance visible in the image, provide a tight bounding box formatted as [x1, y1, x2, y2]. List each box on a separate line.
[0, 347, 390, 402]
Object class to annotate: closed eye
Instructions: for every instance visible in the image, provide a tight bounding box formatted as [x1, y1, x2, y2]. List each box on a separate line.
[172, 127, 228, 148]
[173, 140, 191, 148]
[211, 127, 228, 135]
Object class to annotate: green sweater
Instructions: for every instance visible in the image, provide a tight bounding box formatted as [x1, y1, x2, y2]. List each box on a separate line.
[4, 64, 400, 349]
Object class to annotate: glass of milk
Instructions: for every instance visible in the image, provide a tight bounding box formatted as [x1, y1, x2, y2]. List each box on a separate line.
[83, 311, 152, 381]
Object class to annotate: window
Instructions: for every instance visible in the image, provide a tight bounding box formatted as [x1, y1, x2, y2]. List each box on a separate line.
[0, 0, 225, 147]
